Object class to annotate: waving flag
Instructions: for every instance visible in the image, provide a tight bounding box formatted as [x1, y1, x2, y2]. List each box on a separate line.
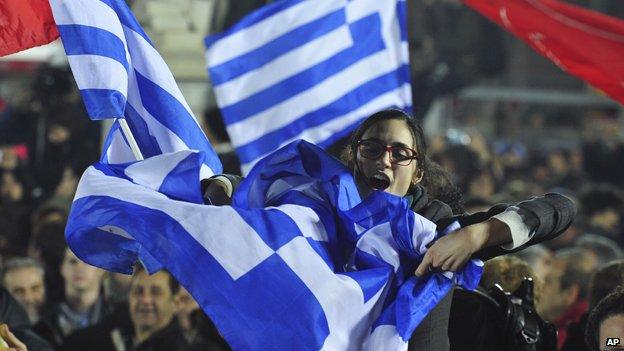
[0, 0, 59, 56]
[463, 0, 624, 105]
[52, 0, 221, 272]
[50, 0, 221, 177]
[205, 0, 412, 174]
[68, 140, 483, 350]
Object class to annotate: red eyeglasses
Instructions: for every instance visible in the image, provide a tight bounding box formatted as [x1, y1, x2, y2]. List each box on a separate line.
[357, 139, 418, 166]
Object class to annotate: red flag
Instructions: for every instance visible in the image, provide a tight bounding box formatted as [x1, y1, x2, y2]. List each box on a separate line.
[0, 0, 59, 56]
[462, 0, 624, 104]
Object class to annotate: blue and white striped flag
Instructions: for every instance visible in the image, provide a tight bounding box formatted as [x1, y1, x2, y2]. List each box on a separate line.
[51, 0, 221, 271]
[50, 0, 222, 178]
[68, 139, 483, 350]
[206, 0, 411, 174]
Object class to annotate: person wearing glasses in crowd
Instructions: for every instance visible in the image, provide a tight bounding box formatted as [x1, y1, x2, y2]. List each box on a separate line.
[203, 108, 575, 350]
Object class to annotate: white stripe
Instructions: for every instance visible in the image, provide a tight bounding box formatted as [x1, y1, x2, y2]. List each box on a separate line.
[51, 0, 126, 42]
[105, 128, 135, 164]
[124, 150, 195, 191]
[363, 325, 407, 351]
[124, 66, 191, 154]
[97, 225, 134, 239]
[412, 214, 438, 256]
[356, 222, 401, 272]
[122, 25, 197, 122]
[224, 49, 403, 148]
[277, 237, 388, 351]
[67, 55, 128, 94]
[214, 24, 353, 106]
[269, 204, 328, 242]
[75, 167, 274, 280]
[239, 84, 410, 174]
[51, 0, 131, 68]
[207, 1, 346, 67]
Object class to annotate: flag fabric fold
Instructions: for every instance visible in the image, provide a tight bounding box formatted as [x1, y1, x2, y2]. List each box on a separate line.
[67, 140, 483, 350]
[462, 0, 624, 105]
[205, 0, 412, 174]
[0, 0, 59, 56]
[51, 0, 222, 271]
[49, 0, 222, 177]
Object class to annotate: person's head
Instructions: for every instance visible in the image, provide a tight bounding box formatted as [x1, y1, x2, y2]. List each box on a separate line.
[580, 185, 624, 233]
[585, 287, 624, 351]
[2, 257, 46, 323]
[540, 248, 595, 320]
[588, 260, 624, 311]
[129, 267, 180, 340]
[174, 287, 199, 332]
[512, 244, 553, 283]
[60, 248, 105, 297]
[576, 234, 623, 268]
[344, 109, 427, 198]
[480, 256, 543, 303]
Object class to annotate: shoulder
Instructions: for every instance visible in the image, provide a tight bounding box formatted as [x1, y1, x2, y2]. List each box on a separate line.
[407, 185, 454, 223]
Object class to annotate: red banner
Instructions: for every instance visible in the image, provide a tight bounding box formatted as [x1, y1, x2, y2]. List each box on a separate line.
[0, 0, 59, 56]
[463, 0, 624, 105]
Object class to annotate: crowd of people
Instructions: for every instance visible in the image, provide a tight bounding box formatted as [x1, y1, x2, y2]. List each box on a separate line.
[0, 67, 623, 350]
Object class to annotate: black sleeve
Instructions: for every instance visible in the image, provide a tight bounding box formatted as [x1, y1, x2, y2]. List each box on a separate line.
[436, 193, 576, 261]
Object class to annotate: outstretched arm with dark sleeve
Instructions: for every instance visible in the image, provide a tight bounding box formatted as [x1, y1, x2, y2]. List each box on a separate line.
[439, 193, 576, 261]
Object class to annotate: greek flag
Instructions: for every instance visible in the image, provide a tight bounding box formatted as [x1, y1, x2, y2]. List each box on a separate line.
[50, 0, 222, 177]
[68, 139, 482, 350]
[51, 0, 221, 271]
[205, 0, 412, 174]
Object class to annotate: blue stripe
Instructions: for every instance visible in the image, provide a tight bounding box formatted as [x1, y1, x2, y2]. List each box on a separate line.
[79, 89, 126, 120]
[124, 103, 162, 159]
[68, 195, 329, 350]
[397, 0, 408, 42]
[58, 24, 129, 71]
[157, 152, 204, 204]
[204, 0, 307, 49]
[98, 0, 154, 47]
[236, 65, 410, 164]
[133, 71, 223, 174]
[234, 207, 303, 252]
[217, 13, 383, 124]
[209, 8, 345, 86]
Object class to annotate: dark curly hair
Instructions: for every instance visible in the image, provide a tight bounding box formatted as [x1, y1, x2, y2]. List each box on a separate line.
[341, 108, 464, 213]
[342, 108, 427, 180]
[585, 286, 624, 351]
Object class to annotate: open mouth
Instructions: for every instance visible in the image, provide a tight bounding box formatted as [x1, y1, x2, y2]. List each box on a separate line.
[369, 173, 390, 190]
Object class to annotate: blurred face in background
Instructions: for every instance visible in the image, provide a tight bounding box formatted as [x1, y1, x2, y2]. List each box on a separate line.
[3, 266, 45, 323]
[129, 270, 176, 338]
[60, 248, 105, 294]
[539, 259, 568, 320]
[175, 287, 199, 332]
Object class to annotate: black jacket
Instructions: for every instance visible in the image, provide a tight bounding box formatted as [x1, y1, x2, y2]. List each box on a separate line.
[408, 186, 575, 351]
[0, 287, 53, 351]
[408, 186, 576, 260]
[63, 304, 187, 351]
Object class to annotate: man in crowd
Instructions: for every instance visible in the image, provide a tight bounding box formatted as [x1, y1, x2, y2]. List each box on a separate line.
[539, 248, 596, 348]
[561, 260, 624, 351]
[585, 287, 624, 351]
[63, 267, 186, 350]
[34, 247, 108, 348]
[2, 257, 46, 324]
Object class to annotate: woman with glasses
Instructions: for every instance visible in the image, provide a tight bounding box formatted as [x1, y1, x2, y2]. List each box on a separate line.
[342, 108, 574, 350]
[202, 108, 575, 350]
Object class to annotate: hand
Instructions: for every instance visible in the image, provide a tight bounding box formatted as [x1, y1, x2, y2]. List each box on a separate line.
[0, 324, 27, 351]
[415, 221, 491, 276]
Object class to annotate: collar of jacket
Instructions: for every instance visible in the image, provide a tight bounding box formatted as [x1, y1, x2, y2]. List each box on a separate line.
[404, 185, 429, 211]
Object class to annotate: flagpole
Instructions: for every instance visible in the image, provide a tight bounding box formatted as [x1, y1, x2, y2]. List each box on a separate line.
[116, 118, 144, 161]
